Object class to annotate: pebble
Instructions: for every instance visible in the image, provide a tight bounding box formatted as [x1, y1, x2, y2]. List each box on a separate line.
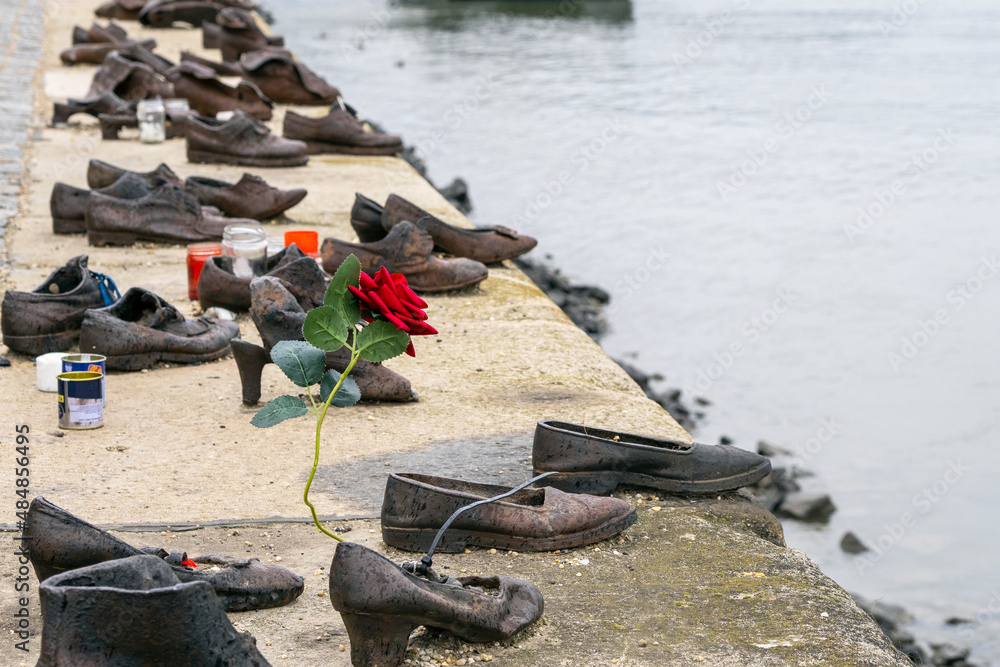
[488, 548, 497, 554]
[639, 640, 648, 647]
[339, 645, 346, 652]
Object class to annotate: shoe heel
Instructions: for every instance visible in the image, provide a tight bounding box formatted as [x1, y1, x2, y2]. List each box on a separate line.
[535, 471, 621, 496]
[52, 103, 79, 124]
[87, 230, 137, 247]
[339, 612, 415, 667]
[232, 340, 269, 406]
[350, 217, 387, 243]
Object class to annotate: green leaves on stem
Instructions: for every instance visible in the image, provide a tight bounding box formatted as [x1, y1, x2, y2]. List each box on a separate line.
[357, 320, 410, 363]
[270, 340, 326, 387]
[320, 369, 361, 408]
[250, 394, 309, 428]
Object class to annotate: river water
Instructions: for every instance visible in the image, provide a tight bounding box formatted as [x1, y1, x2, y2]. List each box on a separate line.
[271, 0, 1000, 661]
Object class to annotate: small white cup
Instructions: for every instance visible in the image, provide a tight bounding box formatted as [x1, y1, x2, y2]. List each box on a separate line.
[36, 352, 69, 392]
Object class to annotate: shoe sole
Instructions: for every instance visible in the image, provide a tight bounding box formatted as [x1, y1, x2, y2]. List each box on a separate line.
[532, 460, 772, 496]
[187, 149, 309, 168]
[102, 345, 234, 371]
[301, 140, 402, 156]
[3, 330, 79, 357]
[381, 507, 637, 553]
[87, 230, 212, 247]
[408, 273, 488, 294]
[53, 217, 86, 234]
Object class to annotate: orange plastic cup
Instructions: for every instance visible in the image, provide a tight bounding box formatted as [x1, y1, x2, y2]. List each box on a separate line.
[186, 242, 223, 301]
[284, 230, 319, 256]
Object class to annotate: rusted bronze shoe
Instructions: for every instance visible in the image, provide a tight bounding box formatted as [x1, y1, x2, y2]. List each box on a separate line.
[79, 287, 240, 370]
[330, 542, 543, 667]
[197, 244, 322, 312]
[86, 158, 183, 189]
[216, 6, 283, 61]
[86, 183, 255, 246]
[533, 420, 772, 495]
[59, 37, 156, 65]
[38, 556, 273, 666]
[352, 193, 537, 264]
[283, 107, 403, 156]
[87, 51, 174, 101]
[114, 40, 177, 76]
[240, 48, 340, 105]
[167, 61, 273, 120]
[52, 91, 133, 125]
[94, 0, 146, 21]
[237, 275, 417, 404]
[72, 21, 129, 44]
[186, 109, 309, 167]
[321, 221, 488, 292]
[180, 48, 243, 75]
[186, 172, 306, 219]
[51, 171, 173, 234]
[381, 473, 637, 553]
[1, 255, 106, 356]
[139, 0, 222, 27]
[25, 497, 304, 612]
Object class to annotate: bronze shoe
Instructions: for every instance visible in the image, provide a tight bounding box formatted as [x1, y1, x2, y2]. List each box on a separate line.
[87, 51, 174, 102]
[283, 107, 403, 156]
[94, 0, 147, 21]
[87, 158, 183, 189]
[52, 91, 133, 124]
[236, 275, 417, 404]
[113, 40, 176, 76]
[79, 287, 241, 370]
[186, 109, 309, 167]
[330, 542, 543, 667]
[180, 48, 243, 76]
[26, 497, 303, 612]
[85, 182, 256, 246]
[185, 172, 306, 219]
[381, 473, 637, 553]
[139, 0, 222, 28]
[0, 255, 107, 356]
[72, 21, 129, 44]
[167, 61, 273, 120]
[51, 171, 170, 234]
[352, 193, 537, 264]
[321, 221, 488, 292]
[240, 48, 340, 105]
[59, 38, 156, 65]
[216, 6, 283, 61]
[197, 244, 323, 312]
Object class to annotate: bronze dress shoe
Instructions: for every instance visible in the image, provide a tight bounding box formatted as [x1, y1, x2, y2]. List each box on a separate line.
[85, 182, 257, 246]
[180, 48, 243, 76]
[94, 0, 147, 21]
[186, 109, 309, 167]
[283, 107, 403, 156]
[352, 193, 537, 264]
[79, 287, 240, 370]
[86, 158, 183, 189]
[113, 40, 177, 76]
[26, 497, 303, 613]
[59, 38, 155, 65]
[186, 172, 306, 219]
[51, 90, 132, 124]
[72, 21, 129, 44]
[240, 49, 340, 105]
[139, 0, 222, 27]
[533, 420, 772, 495]
[51, 171, 170, 234]
[167, 61, 273, 120]
[233, 275, 417, 405]
[197, 244, 322, 312]
[1, 255, 107, 356]
[215, 6, 283, 61]
[381, 473, 637, 553]
[321, 221, 488, 292]
[87, 51, 174, 102]
[330, 542, 543, 667]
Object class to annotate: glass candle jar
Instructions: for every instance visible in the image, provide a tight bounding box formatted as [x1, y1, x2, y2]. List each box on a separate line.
[186, 242, 223, 301]
[222, 223, 268, 279]
[136, 98, 166, 143]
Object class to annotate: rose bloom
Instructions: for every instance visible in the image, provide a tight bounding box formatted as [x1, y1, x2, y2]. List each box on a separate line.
[348, 267, 438, 356]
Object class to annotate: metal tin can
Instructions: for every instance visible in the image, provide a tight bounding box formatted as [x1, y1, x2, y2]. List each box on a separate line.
[57, 371, 104, 430]
[62, 354, 106, 399]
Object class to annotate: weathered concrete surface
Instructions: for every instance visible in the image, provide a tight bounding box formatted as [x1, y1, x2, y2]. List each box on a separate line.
[0, 2, 909, 665]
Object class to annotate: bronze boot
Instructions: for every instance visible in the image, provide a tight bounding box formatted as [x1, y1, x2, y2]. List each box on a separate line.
[87, 51, 174, 101]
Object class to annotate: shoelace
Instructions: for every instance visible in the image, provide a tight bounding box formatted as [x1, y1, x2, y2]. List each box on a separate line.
[90, 271, 121, 306]
[404, 471, 556, 578]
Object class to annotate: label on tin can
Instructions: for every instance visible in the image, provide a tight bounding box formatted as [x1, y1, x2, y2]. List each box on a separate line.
[57, 371, 104, 430]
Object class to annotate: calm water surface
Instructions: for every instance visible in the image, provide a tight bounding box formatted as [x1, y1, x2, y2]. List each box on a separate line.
[271, 0, 1000, 660]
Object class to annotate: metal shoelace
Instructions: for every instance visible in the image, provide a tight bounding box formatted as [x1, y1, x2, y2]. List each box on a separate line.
[91, 271, 122, 306]
[408, 471, 555, 578]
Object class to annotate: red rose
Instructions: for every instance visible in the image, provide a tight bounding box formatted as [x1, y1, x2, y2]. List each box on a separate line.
[348, 267, 438, 357]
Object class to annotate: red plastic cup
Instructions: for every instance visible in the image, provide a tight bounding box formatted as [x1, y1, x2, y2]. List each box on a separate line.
[186, 242, 223, 301]
[284, 230, 319, 256]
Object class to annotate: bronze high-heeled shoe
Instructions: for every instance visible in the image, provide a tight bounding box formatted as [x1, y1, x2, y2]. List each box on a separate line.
[330, 542, 544, 667]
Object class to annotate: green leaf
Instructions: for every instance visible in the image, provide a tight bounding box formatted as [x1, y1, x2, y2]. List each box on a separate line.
[303, 305, 349, 352]
[270, 340, 326, 387]
[319, 369, 361, 408]
[356, 320, 410, 363]
[324, 254, 362, 326]
[250, 395, 309, 428]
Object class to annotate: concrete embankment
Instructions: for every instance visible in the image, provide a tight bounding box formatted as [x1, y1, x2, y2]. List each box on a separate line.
[0, 1, 908, 664]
